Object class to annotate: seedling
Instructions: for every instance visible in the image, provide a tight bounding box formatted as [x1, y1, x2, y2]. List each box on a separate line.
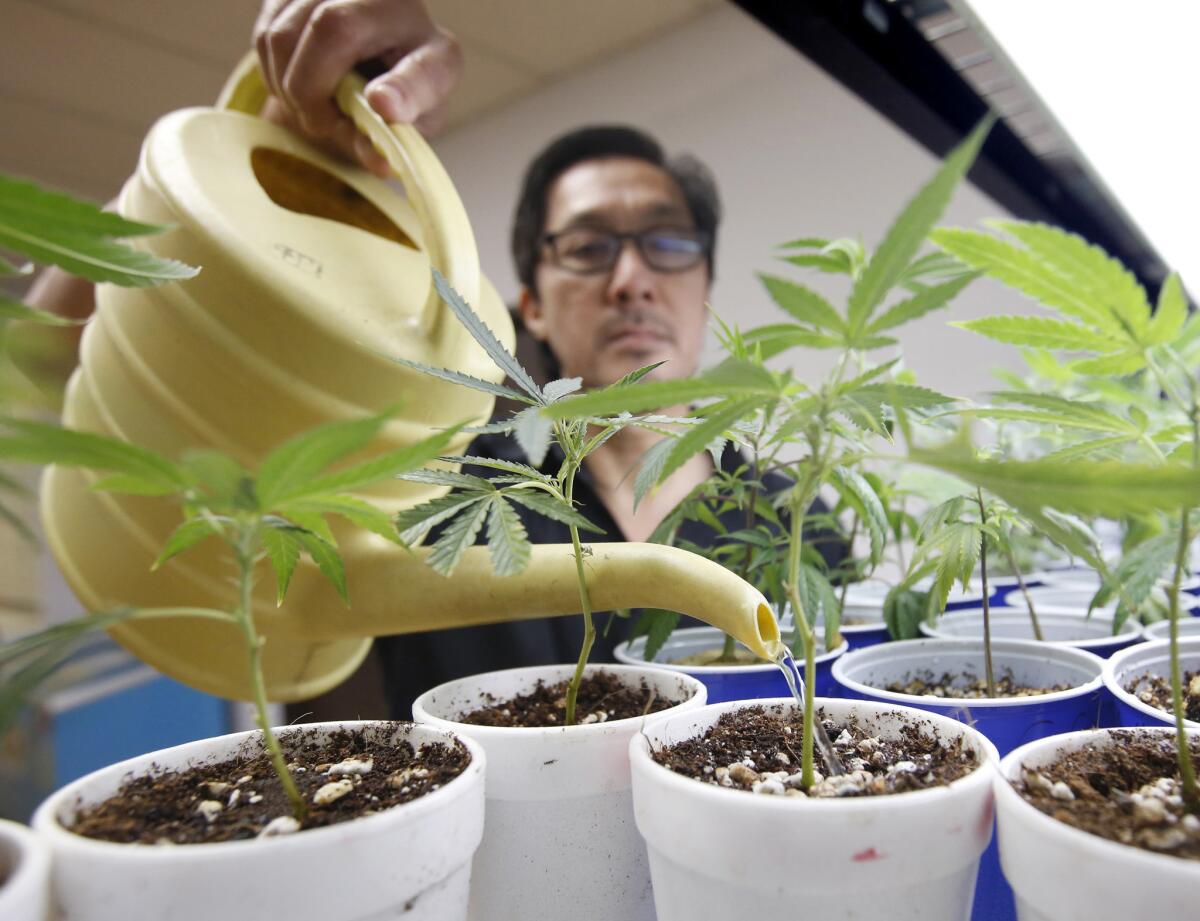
[0, 411, 461, 819]
[391, 271, 682, 725]
[547, 117, 995, 787]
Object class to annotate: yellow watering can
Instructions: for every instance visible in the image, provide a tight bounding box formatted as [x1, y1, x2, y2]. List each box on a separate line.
[39, 54, 781, 702]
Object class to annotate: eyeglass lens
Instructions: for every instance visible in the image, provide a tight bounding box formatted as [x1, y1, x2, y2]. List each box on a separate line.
[546, 228, 706, 274]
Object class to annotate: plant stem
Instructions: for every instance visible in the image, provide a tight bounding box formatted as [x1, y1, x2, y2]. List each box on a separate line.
[1168, 505, 1199, 810]
[724, 474, 762, 662]
[562, 465, 595, 727]
[786, 492, 817, 788]
[1171, 394, 1200, 810]
[976, 490, 996, 698]
[1004, 547, 1043, 641]
[233, 525, 305, 821]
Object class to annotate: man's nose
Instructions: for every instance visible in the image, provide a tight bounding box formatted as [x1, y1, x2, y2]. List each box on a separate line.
[606, 238, 656, 304]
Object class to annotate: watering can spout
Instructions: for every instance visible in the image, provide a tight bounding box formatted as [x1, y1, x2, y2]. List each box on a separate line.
[263, 541, 783, 663]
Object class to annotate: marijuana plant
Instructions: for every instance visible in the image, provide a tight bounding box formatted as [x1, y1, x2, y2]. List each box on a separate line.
[390, 271, 684, 726]
[0, 410, 461, 819]
[546, 117, 995, 789]
[913, 219, 1200, 806]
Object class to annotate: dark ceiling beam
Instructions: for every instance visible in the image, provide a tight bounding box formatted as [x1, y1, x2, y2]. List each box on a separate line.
[734, 0, 1162, 290]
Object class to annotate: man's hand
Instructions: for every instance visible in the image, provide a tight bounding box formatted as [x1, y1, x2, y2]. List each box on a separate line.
[253, 0, 463, 176]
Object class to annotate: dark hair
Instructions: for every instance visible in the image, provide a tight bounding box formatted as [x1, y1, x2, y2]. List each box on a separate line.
[510, 125, 721, 294]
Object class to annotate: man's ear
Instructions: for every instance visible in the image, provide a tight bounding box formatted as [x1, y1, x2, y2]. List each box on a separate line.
[517, 287, 549, 341]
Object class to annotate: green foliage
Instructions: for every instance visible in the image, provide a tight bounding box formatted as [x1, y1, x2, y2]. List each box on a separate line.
[0, 172, 198, 286]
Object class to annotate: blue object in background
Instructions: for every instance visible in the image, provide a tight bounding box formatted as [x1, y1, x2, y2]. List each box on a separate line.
[614, 626, 846, 704]
[833, 638, 1106, 921]
[0, 636, 229, 822]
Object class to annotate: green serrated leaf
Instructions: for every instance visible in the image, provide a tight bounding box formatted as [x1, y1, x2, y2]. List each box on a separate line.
[846, 116, 993, 335]
[257, 411, 394, 506]
[542, 357, 778, 420]
[0, 173, 166, 238]
[633, 437, 675, 507]
[0, 223, 197, 288]
[514, 405, 553, 467]
[296, 531, 348, 603]
[631, 608, 682, 661]
[780, 252, 850, 274]
[152, 516, 225, 569]
[1094, 531, 1176, 613]
[505, 489, 604, 534]
[281, 495, 397, 543]
[386, 355, 531, 404]
[432, 270, 542, 401]
[994, 220, 1152, 339]
[261, 521, 303, 604]
[398, 468, 494, 490]
[427, 497, 490, 575]
[285, 508, 337, 546]
[776, 237, 830, 250]
[866, 273, 977, 335]
[659, 399, 762, 488]
[910, 445, 1200, 518]
[1041, 435, 1135, 463]
[0, 419, 185, 491]
[612, 362, 666, 388]
[831, 466, 887, 564]
[954, 316, 1125, 352]
[396, 492, 486, 545]
[542, 377, 583, 402]
[485, 495, 531, 576]
[441, 455, 550, 482]
[1068, 351, 1147, 376]
[757, 274, 844, 333]
[741, 326, 844, 352]
[959, 407, 1136, 436]
[299, 424, 465, 497]
[855, 382, 956, 409]
[884, 586, 928, 640]
[932, 227, 1125, 334]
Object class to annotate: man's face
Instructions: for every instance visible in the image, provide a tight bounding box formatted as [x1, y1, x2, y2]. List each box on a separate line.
[519, 157, 710, 390]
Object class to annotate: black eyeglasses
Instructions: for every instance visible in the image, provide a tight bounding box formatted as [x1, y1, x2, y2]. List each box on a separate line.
[539, 226, 710, 275]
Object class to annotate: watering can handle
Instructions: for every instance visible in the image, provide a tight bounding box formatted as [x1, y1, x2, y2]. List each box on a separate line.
[215, 51, 479, 336]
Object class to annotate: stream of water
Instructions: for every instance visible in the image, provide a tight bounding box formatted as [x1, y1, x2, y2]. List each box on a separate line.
[776, 649, 845, 777]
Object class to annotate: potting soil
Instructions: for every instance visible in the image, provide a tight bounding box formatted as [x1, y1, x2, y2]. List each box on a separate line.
[457, 670, 680, 727]
[885, 670, 1071, 699]
[68, 723, 471, 844]
[1124, 669, 1200, 722]
[652, 705, 978, 798]
[1015, 730, 1200, 859]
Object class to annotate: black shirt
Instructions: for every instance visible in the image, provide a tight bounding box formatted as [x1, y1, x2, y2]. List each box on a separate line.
[375, 431, 845, 718]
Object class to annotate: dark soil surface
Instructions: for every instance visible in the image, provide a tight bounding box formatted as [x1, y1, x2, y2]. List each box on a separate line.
[68, 723, 470, 844]
[459, 670, 681, 727]
[885, 670, 1071, 699]
[1015, 730, 1200, 859]
[1124, 670, 1200, 722]
[651, 705, 979, 798]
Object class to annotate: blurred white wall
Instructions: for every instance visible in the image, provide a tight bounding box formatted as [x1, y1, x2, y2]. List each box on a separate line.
[433, 4, 1035, 401]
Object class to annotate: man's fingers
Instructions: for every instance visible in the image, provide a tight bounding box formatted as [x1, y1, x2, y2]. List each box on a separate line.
[283, 0, 429, 137]
[254, 0, 321, 104]
[364, 27, 461, 134]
